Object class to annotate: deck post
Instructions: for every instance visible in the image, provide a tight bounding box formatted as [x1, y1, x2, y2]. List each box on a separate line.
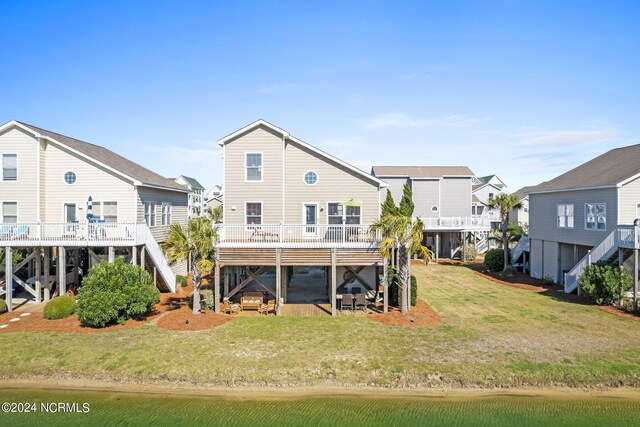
[634, 248, 638, 312]
[132, 246, 137, 265]
[331, 248, 337, 316]
[153, 267, 157, 286]
[435, 233, 440, 262]
[140, 246, 145, 267]
[276, 248, 282, 315]
[73, 248, 80, 287]
[43, 248, 50, 302]
[383, 257, 389, 313]
[35, 248, 41, 304]
[223, 267, 229, 297]
[108, 246, 115, 263]
[5, 247, 12, 312]
[58, 246, 66, 295]
[214, 260, 221, 314]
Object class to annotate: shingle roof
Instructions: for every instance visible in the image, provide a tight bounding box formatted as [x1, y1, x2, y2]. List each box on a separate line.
[514, 185, 537, 200]
[530, 143, 640, 193]
[177, 175, 205, 190]
[371, 166, 474, 178]
[16, 122, 187, 191]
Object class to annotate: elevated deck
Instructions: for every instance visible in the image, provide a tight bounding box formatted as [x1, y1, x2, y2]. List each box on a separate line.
[0, 222, 143, 247]
[421, 216, 492, 231]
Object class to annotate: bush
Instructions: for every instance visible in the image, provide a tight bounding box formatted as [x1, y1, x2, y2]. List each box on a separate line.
[410, 275, 417, 307]
[579, 262, 632, 306]
[43, 295, 76, 319]
[190, 288, 214, 310]
[77, 258, 160, 328]
[0, 298, 7, 314]
[484, 249, 504, 272]
[387, 268, 399, 306]
[461, 245, 478, 262]
[176, 275, 187, 287]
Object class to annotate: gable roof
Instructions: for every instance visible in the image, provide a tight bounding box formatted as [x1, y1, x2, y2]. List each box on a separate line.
[3, 121, 187, 192]
[176, 175, 205, 190]
[472, 182, 503, 193]
[371, 165, 474, 178]
[218, 119, 387, 188]
[530, 143, 640, 194]
[476, 174, 506, 188]
[514, 185, 537, 200]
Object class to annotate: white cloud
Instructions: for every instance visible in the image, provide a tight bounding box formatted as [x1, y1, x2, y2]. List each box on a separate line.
[360, 113, 488, 130]
[257, 83, 300, 94]
[521, 130, 617, 147]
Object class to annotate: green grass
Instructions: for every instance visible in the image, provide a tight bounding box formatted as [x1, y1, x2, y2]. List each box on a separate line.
[1, 263, 640, 388]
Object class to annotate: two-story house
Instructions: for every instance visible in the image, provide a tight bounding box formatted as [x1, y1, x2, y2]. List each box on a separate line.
[371, 166, 492, 259]
[472, 174, 508, 227]
[523, 143, 640, 297]
[0, 120, 188, 311]
[214, 120, 388, 316]
[510, 185, 535, 227]
[173, 175, 206, 217]
[206, 184, 223, 211]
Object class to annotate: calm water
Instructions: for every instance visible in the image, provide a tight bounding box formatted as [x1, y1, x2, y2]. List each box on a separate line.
[1, 389, 639, 426]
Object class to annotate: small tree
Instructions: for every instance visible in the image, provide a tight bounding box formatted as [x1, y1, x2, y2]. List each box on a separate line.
[381, 191, 398, 216]
[398, 183, 415, 218]
[580, 262, 632, 306]
[487, 193, 522, 271]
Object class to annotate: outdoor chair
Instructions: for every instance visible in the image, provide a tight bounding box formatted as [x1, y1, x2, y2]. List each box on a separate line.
[340, 294, 354, 311]
[354, 293, 367, 311]
[258, 299, 276, 315]
[223, 297, 242, 315]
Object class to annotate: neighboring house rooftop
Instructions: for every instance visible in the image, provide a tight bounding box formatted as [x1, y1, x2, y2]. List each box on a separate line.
[5, 120, 187, 192]
[514, 185, 537, 200]
[472, 194, 481, 203]
[530, 143, 640, 193]
[472, 182, 503, 192]
[175, 175, 205, 191]
[371, 166, 475, 178]
[476, 174, 506, 189]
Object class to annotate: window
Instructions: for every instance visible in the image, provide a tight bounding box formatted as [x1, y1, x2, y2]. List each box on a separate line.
[103, 202, 118, 223]
[488, 192, 494, 200]
[327, 202, 361, 224]
[2, 202, 17, 223]
[328, 203, 344, 224]
[64, 171, 77, 184]
[2, 154, 17, 181]
[246, 153, 262, 181]
[246, 202, 262, 225]
[557, 204, 574, 228]
[144, 202, 156, 227]
[161, 203, 172, 225]
[304, 171, 318, 185]
[585, 203, 606, 231]
[345, 206, 361, 225]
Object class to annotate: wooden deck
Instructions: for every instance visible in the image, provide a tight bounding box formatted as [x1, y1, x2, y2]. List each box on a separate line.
[222, 303, 380, 317]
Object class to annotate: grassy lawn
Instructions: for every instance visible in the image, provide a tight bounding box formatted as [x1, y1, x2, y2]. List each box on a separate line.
[1, 263, 640, 388]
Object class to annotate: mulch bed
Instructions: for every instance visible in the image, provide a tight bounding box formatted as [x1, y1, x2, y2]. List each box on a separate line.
[156, 305, 231, 331]
[367, 299, 441, 327]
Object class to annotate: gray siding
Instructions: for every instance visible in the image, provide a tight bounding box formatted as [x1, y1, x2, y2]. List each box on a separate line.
[619, 177, 640, 224]
[440, 177, 472, 217]
[542, 240, 559, 283]
[381, 177, 409, 205]
[530, 238, 543, 279]
[137, 187, 189, 242]
[412, 179, 440, 218]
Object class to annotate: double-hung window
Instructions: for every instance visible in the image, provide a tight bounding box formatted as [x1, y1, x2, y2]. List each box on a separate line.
[328, 203, 344, 224]
[345, 206, 361, 225]
[144, 202, 156, 227]
[246, 153, 262, 181]
[103, 202, 118, 222]
[161, 203, 172, 225]
[585, 203, 606, 231]
[2, 154, 17, 181]
[2, 202, 17, 223]
[557, 204, 574, 228]
[246, 202, 262, 225]
[327, 203, 362, 224]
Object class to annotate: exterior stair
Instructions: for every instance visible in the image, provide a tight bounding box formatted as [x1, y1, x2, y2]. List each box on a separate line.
[510, 236, 530, 265]
[136, 223, 176, 292]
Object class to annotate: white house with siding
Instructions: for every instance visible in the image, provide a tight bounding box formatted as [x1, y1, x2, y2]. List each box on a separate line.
[0, 120, 188, 311]
[173, 175, 206, 217]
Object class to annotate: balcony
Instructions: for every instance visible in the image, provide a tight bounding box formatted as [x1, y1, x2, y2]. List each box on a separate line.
[421, 216, 493, 231]
[217, 224, 380, 248]
[0, 222, 143, 247]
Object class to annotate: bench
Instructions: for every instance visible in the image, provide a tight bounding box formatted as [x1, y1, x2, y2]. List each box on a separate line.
[240, 291, 264, 310]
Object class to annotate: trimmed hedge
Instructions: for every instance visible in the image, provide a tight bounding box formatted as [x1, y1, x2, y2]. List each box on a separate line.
[484, 249, 504, 272]
[77, 258, 160, 328]
[0, 298, 7, 314]
[43, 295, 76, 320]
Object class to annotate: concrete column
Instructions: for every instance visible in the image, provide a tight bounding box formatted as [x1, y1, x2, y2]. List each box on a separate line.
[108, 246, 115, 263]
[5, 247, 12, 312]
[214, 260, 221, 314]
[43, 248, 50, 302]
[276, 249, 281, 315]
[132, 246, 137, 265]
[331, 249, 337, 316]
[35, 249, 42, 304]
[58, 246, 66, 295]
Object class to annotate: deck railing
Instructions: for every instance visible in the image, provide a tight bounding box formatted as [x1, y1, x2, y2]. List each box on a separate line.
[0, 222, 138, 246]
[217, 224, 380, 248]
[421, 216, 493, 229]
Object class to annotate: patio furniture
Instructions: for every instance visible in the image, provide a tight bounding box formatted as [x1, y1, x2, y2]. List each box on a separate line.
[223, 297, 242, 315]
[351, 286, 361, 295]
[354, 293, 367, 311]
[240, 291, 264, 310]
[340, 293, 354, 311]
[13, 225, 28, 240]
[258, 299, 276, 315]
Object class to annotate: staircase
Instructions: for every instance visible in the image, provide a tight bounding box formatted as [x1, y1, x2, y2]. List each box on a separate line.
[564, 225, 638, 294]
[510, 236, 530, 265]
[136, 223, 176, 292]
[476, 238, 488, 254]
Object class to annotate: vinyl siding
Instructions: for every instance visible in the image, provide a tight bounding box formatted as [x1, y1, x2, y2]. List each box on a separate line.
[284, 140, 380, 224]
[440, 177, 472, 217]
[412, 180, 440, 218]
[542, 240, 559, 283]
[473, 184, 504, 204]
[137, 187, 188, 242]
[380, 177, 408, 205]
[42, 142, 136, 222]
[559, 242, 575, 283]
[619, 177, 640, 224]
[530, 238, 543, 279]
[0, 127, 39, 221]
[223, 126, 283, 224]
[529, 188, 618, 247]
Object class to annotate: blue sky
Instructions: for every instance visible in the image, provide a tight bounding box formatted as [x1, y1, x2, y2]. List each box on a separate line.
[1, 1, 638, 193]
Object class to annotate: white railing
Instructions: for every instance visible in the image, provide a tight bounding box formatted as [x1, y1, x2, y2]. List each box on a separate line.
[476, 238, 488, 254]
[218, 224, 379, 248]
[136, 223, 176, 292]
[421, 216, 493, 230]
[564, 225, 640, 293]
[510, 236, 530, 264]
[0, 222, 137, 246]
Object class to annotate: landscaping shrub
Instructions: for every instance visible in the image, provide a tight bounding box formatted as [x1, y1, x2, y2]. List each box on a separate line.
[387, 268, 399, 306]
[579, 262, 632, 306]
[484, 249, 504, 272]
[43, 295, 76, 320]
[0, 298, 7, 314]
[77, 258, 160, 327]
[176, 275, 187, 287]
[190, 288, 214, 310]
[461, 245, 478, 262]
[410, 275, 417, 307]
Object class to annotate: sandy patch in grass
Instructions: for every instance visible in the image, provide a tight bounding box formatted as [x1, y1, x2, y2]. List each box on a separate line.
[156, 305, 230, 331]
[367, 299, 441, 327]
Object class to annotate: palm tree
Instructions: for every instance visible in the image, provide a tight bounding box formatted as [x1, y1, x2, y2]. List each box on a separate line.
[161, 216, 218, 315]
[370, 214, 431, 313]
[487, 193, 522, 271]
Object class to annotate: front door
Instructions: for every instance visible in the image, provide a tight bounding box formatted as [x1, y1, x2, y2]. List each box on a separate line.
[304, 204, 317, 236]
[64, 203, 77, 223]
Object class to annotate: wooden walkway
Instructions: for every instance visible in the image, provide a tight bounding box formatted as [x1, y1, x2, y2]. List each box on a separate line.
[280, 303, 376, 317]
